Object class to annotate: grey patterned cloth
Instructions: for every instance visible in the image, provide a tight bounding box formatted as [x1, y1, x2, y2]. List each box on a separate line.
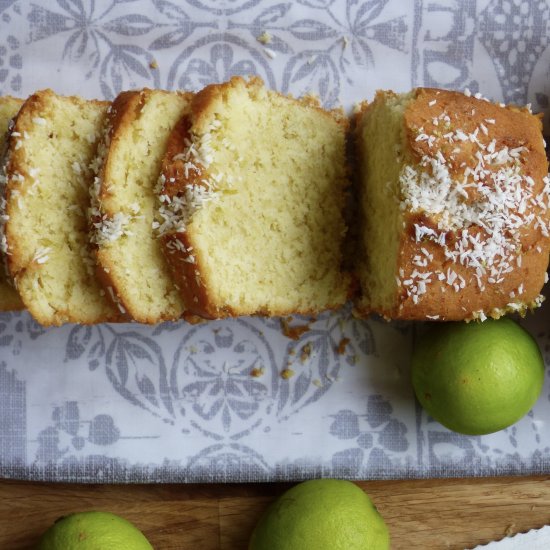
[1, 0, 550, 483]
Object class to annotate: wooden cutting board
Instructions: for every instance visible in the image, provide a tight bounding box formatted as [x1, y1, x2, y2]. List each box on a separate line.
[2, 476, 550, 549]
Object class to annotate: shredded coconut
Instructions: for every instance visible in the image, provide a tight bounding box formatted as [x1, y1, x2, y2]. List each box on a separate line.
[397, 99, 550, 309]
[0, 162, 10, 260]
[32, 246, 51, 265]
[156, 119, 223, 239]
[472, 310, 487, 322]
[88, 123, 136, 245]
[256, 31, 272, 45]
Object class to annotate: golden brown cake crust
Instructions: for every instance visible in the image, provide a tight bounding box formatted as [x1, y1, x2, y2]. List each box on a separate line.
[191, 76, 349, 131]
[158, 114, 227, 319]
[5, 89, 123, 325]
[91, 90, 144, 321]
[359, 88, 550, 321]
[158, 76, 351, 319]
[0, 95, 24, 311]
[91, 88, 193, 323]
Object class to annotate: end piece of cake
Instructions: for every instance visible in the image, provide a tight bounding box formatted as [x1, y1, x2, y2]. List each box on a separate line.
[3, 89, 122, 325]
[157, 76, 351, 318]
[90, 89, 193, 323]
[0, 95, 24, 311]
[355, 88, 550, 321]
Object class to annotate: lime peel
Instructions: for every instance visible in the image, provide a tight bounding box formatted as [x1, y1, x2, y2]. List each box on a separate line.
[412, 318, 545, 435]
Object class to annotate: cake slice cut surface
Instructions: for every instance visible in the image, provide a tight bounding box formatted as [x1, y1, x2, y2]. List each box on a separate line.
[90, 89, 193, 323]
[0, 95, 24, 311]
[4, 89, 122, 325]
[157, 76, 351, 318]
[355, 88, 550, 320]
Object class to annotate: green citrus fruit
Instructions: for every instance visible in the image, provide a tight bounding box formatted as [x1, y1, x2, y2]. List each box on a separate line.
[412, 318, 545, 435]
[37, 511, 153, 550]
[248, 479, 389, 550]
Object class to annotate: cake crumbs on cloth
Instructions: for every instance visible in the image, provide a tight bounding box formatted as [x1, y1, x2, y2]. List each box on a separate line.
[336, 337, 350, 355]
[280, 317, 311, 340]
[250, 367, 265, 377]
[256, 31, 272, 44]
[300, 343, 312, 363]
[280, 368, 295, 379]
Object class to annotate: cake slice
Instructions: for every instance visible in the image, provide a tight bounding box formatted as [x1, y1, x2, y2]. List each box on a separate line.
[157, 76, 351, 318]
[354, 88, 550, 321]
[3, 89, 122, 325]
[0, 96, 24, 311]
[90, 89, 193, 323]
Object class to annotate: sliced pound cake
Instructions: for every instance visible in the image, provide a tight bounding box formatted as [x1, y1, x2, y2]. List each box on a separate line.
[3, 90, 122, 325]
[354, 88, 550, 321]
[0, 96, 24, 311]
[157, 76, 351, 318]
[90, 89, 193, 323]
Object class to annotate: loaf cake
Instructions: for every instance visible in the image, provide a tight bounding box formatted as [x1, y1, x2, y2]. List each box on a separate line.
[157, 76, 351, 318]
[90, 89, 193, 323]
[354, 88, 550, 321]
[0, 96, 24, 311]
[3, 89, 122, 325]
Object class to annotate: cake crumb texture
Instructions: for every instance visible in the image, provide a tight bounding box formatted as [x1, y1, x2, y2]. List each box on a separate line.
[158, 76, 351, 318]
[4, 89, 121, 325]
[0, 95, 25, 311]
[90, 89, 193, 323]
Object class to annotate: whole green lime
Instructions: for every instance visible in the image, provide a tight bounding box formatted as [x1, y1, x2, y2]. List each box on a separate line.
[249, 479, 389, 550]
[412, 318, 545, 435]
[37, 511, 153, 550]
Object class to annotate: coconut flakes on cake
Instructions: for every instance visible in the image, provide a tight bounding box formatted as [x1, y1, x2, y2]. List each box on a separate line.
[397, 96, 550, 312]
